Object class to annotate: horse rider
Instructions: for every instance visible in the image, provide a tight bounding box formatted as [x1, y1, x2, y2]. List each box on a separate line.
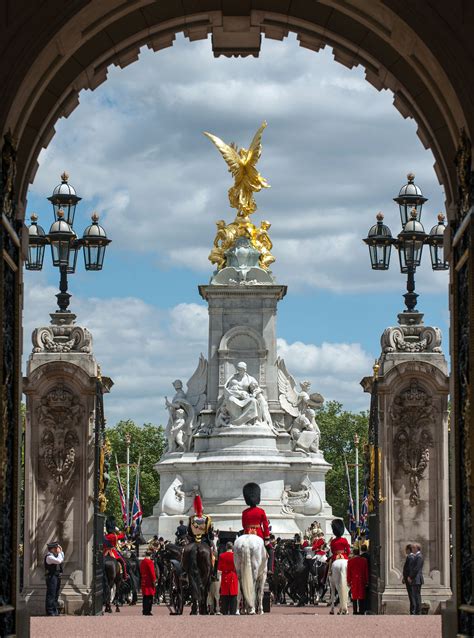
[148, 534, 161, 553]
[323, 518, 350, 582]
[312, 530, 328, 563]
[175, 519, 189, 545]
[188, 495, 214, 545]
[241, 482, 274, 573]
[103, 516, 129, 580]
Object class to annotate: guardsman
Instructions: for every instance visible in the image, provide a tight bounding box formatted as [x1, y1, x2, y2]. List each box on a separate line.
[188, 495, 214, 545]
[312, 530, 328, 562]
[329, 518, 351, 560]
[45, 541, 64, 616]
[241, 482, 274, 572]
[347, 547, 369, 614]
[103, 516, 129, 579]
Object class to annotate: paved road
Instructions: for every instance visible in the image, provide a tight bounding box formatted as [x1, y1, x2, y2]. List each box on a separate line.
[31, 603, 441, 638]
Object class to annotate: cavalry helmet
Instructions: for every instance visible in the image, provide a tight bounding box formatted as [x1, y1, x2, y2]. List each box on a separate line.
[243, 482, 261, 507]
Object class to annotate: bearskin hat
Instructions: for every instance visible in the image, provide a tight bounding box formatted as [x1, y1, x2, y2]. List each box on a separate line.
[105, 516, 116, 534]
[331, 518, 345, 538]
[243, 482, 261, 507]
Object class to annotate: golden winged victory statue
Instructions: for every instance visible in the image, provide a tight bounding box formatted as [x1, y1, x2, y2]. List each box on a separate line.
[204, 121, 270, 218]
[204, 121, 275, 271]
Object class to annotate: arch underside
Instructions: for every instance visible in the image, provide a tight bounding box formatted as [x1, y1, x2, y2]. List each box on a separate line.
[1, 1, 467, 217]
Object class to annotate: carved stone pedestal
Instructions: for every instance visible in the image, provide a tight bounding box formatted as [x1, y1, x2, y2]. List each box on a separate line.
[22, 312, 111, 616]
[361, 311, 451, 614]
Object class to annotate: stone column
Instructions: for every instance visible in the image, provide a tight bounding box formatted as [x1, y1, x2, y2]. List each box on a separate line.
[361, 311, 451, 614]
[22, 312, 111, 615]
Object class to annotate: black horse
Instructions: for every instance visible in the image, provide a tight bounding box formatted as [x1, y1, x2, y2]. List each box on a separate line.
[278, 541, 311, 606]
[181, 542, 212, 615]
[103, 555, 123, 613]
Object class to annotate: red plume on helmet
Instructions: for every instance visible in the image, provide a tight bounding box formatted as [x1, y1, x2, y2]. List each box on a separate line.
[193, 495, 203, 517]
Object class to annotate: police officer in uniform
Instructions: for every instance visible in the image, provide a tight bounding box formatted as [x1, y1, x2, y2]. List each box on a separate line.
[44, 541, 64, 616]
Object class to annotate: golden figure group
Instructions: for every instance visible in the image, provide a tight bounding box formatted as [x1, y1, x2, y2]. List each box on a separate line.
[205, 121, 275, 271]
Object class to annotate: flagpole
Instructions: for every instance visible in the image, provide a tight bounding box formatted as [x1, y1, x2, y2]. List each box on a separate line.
[125, 432, 131, 529]
[344, 452, 355, 538]
[354, 433, 360, 527]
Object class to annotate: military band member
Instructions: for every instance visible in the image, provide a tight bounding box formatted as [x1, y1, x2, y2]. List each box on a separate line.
[188, 495, 214, 545]
[44, 541, 64, 616]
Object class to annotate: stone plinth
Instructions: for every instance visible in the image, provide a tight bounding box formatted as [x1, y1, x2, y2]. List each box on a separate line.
[361, 311, 451, 614]
[22, 312, 111, 616]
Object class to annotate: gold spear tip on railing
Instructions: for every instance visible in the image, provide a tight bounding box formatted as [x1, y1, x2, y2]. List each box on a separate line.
[373, 359, 380, 379]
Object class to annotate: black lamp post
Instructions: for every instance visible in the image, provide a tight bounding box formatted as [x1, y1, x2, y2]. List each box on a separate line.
[25, 173, 111, 313]
[363, 173, 448, 313]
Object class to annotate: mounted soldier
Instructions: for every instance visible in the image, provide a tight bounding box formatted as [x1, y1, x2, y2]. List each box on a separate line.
[188, 495, 214, 545]
[103, 516, 129, 580]
[241, 482, 274, 573]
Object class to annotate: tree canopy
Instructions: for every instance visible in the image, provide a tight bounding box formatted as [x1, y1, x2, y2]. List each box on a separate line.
[104, 419, 165, 524]
[319, 401, 369, 525]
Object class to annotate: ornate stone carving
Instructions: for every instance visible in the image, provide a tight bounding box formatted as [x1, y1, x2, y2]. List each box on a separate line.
[38, 384, 83, 503]
[381, 323, 442, 354]
[32, 322, 92, 353]
[281, 476, 322, 515]
[390, 380, 435, 506]
[164, 355, 208, 453]
[1, 132, 16, 221]
[455, 128, 473, 218]
[277, 357, 323, 454]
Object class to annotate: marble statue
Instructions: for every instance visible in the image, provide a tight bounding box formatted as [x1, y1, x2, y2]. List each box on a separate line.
[277, 357, 323, 454]
[216, 361, 273, 429]
[164, 355, 208, 453]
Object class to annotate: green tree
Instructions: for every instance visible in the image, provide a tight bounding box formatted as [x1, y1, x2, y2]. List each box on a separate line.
[105, 419, 165, 525]
[319, 401, 369, 526]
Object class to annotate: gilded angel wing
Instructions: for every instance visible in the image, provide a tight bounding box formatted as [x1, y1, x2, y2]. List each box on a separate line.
[246, 121, 267, 167]
[277, 356, 300, 418]
[203, 131, 242, 176]
[186, 354, 208, 416]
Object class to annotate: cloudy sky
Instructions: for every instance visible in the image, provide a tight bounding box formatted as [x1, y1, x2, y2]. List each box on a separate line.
[23, 33, 449, 425]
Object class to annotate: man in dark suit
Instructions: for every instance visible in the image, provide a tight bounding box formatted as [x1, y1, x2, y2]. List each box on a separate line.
[175, 519, 188, 543]
[408, 543, 424, 614]
[402, 543, 415, 614]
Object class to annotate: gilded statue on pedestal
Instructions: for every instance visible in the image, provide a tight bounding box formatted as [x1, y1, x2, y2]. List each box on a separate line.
[204, 121, 270, 218]
[204, 122, 276, 272]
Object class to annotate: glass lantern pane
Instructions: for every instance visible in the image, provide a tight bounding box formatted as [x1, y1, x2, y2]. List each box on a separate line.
[66, 246, 79, 274]
[26, 244, 44, 270]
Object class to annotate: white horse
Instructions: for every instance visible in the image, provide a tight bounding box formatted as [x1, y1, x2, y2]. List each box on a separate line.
[329, 557, 349, 614]
[233, 534, 267, 615]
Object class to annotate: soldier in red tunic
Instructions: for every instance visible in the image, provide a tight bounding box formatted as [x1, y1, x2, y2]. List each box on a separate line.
[103, 516, 129, 580]
[217, 541, 239, 614]
[329, 519, 351, 560]
[241, 482, 274, 572]
[347, 547, 369, 614]
[140, 549, 157, 616]
[312, 531, 328, 562]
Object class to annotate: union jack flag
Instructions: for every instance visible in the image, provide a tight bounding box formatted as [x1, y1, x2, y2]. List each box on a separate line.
[115, 455, 127, 524]
[359, 485, 369, 531]
[131, 458, 142, 529]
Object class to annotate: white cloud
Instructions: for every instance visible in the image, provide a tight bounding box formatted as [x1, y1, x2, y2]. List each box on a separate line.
[28, 34, 448, 297]
[277, 337, 373, 412]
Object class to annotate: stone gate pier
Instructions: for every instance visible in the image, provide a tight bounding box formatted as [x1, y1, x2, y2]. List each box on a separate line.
[361, 310, 451, 614]
[22, 312, 112, 616]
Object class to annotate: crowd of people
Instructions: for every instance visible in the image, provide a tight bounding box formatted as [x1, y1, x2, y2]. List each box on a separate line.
[42, 483, 424, 617]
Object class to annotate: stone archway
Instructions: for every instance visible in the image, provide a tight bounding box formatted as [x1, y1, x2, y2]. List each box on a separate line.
[0, 2, 473, 636]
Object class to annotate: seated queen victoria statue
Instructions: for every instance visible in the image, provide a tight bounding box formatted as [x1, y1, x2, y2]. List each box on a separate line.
[217, 361, 272, 428]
